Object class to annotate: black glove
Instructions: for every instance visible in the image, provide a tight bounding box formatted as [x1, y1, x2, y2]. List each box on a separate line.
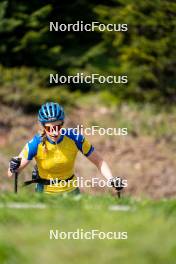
[111, 177, 125, 191]
[9, 157, 21, 173]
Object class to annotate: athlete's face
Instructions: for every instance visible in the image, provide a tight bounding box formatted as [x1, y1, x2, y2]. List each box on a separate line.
[43, 121, 64, 141]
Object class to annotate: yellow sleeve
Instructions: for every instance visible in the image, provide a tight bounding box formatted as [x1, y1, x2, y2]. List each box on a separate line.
[82, 138, 94, 157]
[19, 144, 29, 159]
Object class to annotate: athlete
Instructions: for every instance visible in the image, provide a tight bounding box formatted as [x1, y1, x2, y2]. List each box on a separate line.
[8, 102, 123, 194]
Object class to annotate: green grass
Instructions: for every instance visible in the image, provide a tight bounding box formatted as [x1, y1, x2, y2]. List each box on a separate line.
[0, 192, 175, 264]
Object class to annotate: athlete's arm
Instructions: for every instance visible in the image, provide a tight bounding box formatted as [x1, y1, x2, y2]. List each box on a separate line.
[87, 150, 113, 180]
[77, 134, 113, 180]
[7, 134, 40, 178]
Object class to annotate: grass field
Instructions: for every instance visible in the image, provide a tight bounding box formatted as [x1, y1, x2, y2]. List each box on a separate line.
[1, 102, 176, 263]
[0, 192, 175, 264]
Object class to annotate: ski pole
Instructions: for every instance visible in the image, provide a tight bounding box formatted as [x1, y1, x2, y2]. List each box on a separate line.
[117, 191, 121, 199]
[14, 171, 18, 193]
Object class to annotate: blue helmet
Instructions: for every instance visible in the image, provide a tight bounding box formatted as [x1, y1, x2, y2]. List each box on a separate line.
[38, 102, 65, 123]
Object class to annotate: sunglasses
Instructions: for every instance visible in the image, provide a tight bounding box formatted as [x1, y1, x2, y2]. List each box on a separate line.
[43, 123, 63, 133]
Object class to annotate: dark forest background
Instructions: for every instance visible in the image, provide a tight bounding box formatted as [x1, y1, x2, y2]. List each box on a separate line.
[0, 0, 175, 110]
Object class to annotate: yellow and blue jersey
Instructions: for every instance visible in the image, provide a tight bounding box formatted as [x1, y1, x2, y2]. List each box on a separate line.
[20, 129, 94, 193]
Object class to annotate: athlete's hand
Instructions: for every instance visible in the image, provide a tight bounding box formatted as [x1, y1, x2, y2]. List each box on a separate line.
[9, 157, 21, 173]
[110, 177, 125, 191]
[32, 165, 39, 180]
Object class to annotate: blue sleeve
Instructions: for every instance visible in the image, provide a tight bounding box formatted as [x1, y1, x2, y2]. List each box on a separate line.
[65, 129, 95, 156]
[20, 134, 41, 160]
